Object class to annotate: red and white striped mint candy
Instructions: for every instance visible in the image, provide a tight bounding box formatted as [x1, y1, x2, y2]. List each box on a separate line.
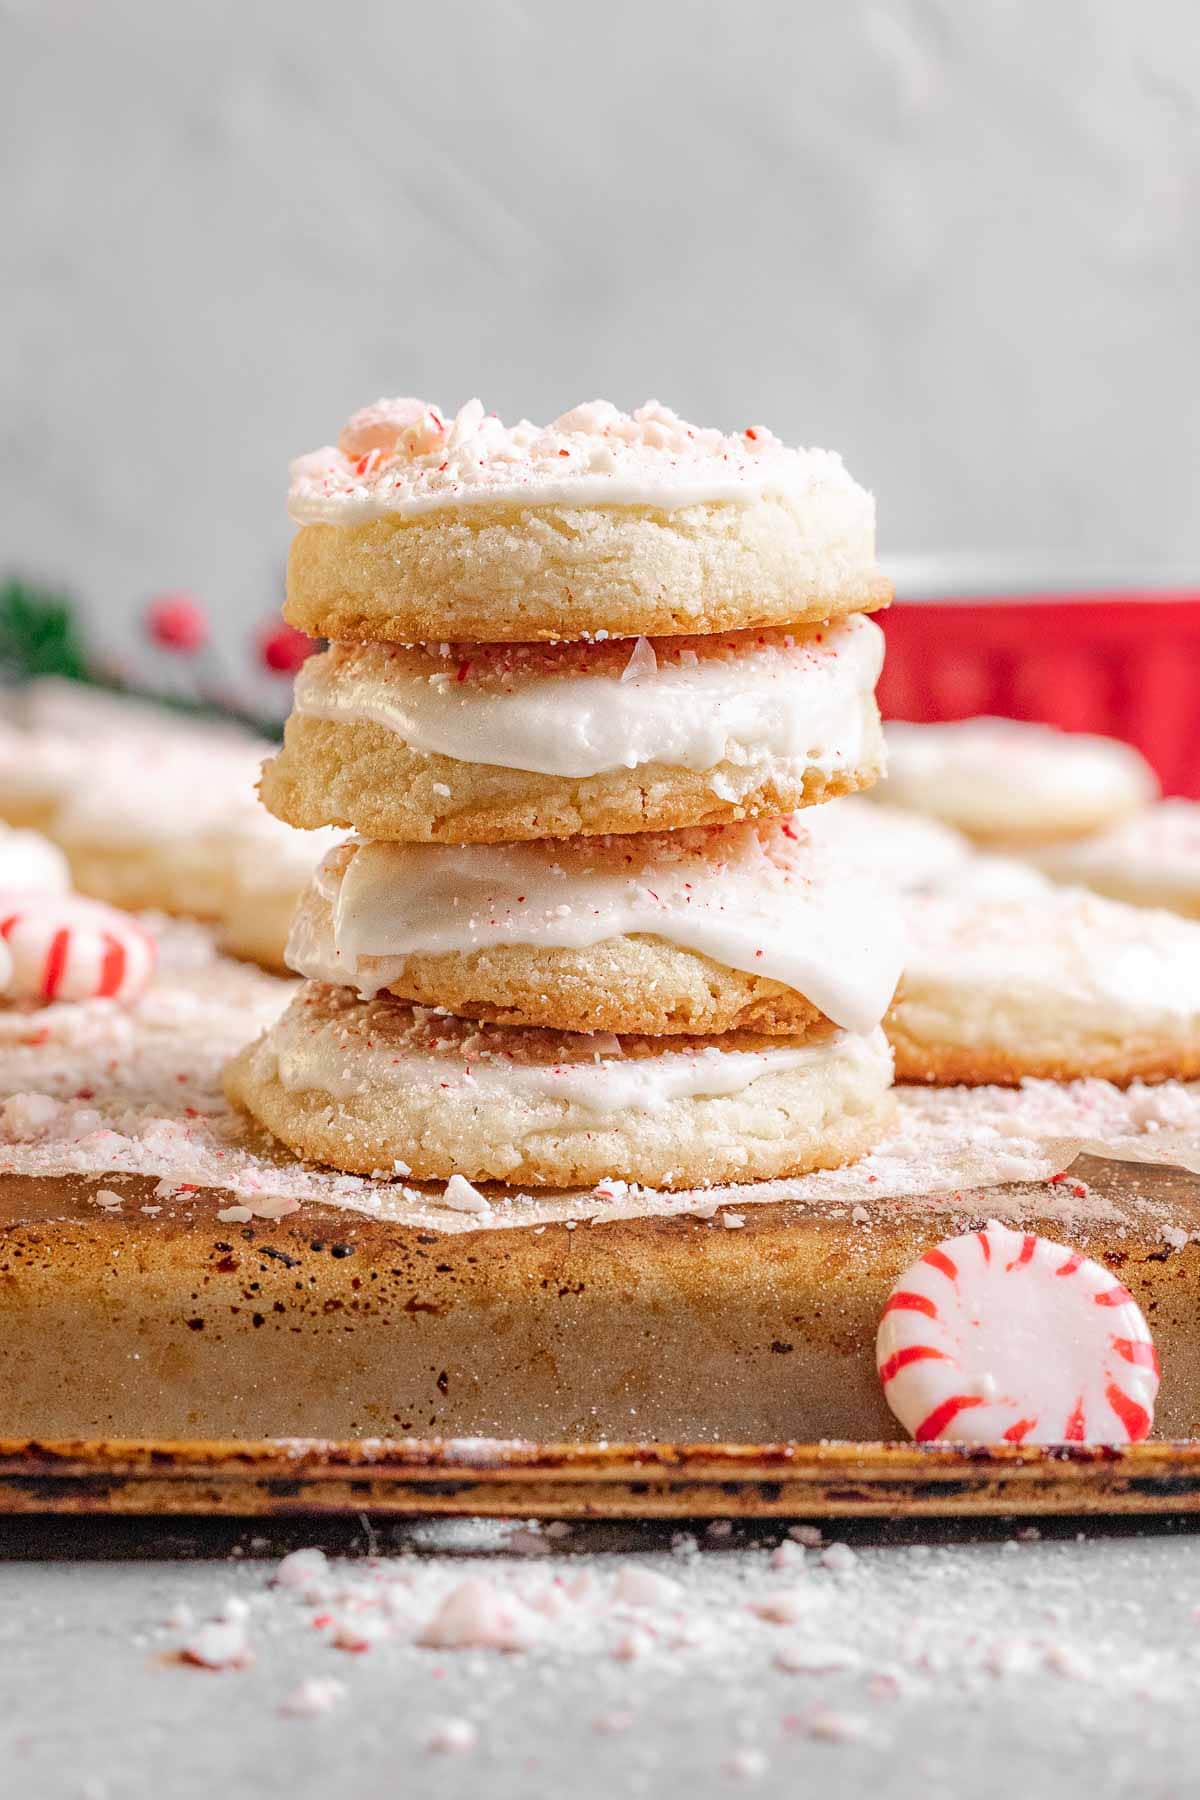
[877, 1220, 1159, 1445]
[0, 894, 155, 1005]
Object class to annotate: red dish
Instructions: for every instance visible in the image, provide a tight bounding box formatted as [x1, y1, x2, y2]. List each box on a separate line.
[877, 590, 1200, 797]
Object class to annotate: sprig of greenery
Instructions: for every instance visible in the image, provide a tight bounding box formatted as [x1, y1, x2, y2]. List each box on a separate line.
[0, 579, 90, 681]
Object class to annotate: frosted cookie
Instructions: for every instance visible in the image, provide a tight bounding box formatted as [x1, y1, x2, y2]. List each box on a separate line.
[0, 722, 85, 831]
[224, 983, 895, 1187]
[1025, 800, 1200, 920]
[260, 615, 885, 842]
[801, 795, 971, 892]
[218, 814, 345, 971]
[50, 738, 275, 918]
[877, 717, 1158, 844]
[286, 814, 903, 1038]
[18, 676, 260, 752]
[0, 821, 70, 894]
[55, 740, 340, 968]
[886, 860, 1200, 1084]
[285, 398, 891, 645]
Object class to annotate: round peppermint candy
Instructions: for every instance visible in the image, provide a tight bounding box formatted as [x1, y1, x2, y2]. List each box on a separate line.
[877, 1220, 1159, 1445]
[0, 895, 155, 1005]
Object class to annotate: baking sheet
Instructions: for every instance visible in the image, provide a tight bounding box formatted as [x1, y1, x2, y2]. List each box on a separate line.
[4, 1436, 1200, 1518]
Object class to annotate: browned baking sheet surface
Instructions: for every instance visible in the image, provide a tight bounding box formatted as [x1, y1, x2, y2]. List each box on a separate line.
[3, 1154, 1198, 1514]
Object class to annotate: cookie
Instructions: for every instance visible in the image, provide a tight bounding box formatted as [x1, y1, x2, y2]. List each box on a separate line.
[260, 616, 885, 842]
[218, 813, 345, 971]
[0, 722, 84, 831]
[886, 859, 1200, 1084]
[877, 717, 1158, 844]
[1024, 800, 1200, 919]
[802, 795, 971, 892]
[224, 982, 896, 1187]
[285, 398, 890, 644]
[286, 815, 903, 1038]
[50, 738, 273, 919]
[47, 735, 340, 966]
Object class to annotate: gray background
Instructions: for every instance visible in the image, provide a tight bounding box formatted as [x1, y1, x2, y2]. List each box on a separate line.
[3, 0, 1199, 682]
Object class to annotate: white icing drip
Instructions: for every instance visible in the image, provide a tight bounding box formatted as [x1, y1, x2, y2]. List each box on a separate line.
[288, 818, 904, 1035]
[270, 1009, 889, 1119]
[293, 615, 884, 781]
[288, 397, 876, 527]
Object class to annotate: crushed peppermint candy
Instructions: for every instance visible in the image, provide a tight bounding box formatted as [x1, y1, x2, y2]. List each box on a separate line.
[425, 1716, 478, 1755]
[178, 1620, 252, 1670]
[279, 1676, 347, 1717]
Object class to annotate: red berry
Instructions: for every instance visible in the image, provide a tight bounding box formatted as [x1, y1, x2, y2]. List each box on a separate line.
[145, 592, 209, 654]
[258, 619, 315, 675]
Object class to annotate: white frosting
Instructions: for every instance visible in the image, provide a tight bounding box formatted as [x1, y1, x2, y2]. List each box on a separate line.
[287, 815, 904, 1035]
[294, 615, 884, 783]
[270, 1001, 889, 1120]
[19, 677, 260, 752]
[0, 823, 70, 894]
[288, 397, 875, 527]
[902, 878, 1200, 1026]
[51, 738, 272, 848]
[1028, 800, 1200, 907]
[878, 717, 1158, 838]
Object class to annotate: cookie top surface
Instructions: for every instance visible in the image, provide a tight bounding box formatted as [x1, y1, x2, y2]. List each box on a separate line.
[289, 397, 872, 525]
[903, 857, 1200, 1018]
[1030, 799, 1200, 902]
[271, 980, 846, 1082]
[878, 717, 1158, 841]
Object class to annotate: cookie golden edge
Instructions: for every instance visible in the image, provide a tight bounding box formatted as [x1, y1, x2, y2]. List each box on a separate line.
[286, 506, 892, 645]
[260, 713, 885, 843]
[885, 1008, 1200, 1087]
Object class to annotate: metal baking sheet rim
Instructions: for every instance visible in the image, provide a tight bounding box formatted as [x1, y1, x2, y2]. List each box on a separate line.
[2, 1438, 1200, 1517]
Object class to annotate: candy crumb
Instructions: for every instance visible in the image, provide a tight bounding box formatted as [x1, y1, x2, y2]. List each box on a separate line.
[280, 1676, 346, 1718]
[425, 1717, 478, 1755]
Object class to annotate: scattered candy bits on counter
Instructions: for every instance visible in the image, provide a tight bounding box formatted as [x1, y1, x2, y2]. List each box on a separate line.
[877, 1222, 1160, 1445]
[141, 1514, 1200, 1776]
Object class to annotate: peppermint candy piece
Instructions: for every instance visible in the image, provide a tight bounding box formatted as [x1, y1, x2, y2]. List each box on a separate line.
[0, 894, 155, 1005]
[877, 1221, 1159, 1445]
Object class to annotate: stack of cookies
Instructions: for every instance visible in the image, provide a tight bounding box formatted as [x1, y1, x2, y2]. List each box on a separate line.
[227, 398, 903, 1194]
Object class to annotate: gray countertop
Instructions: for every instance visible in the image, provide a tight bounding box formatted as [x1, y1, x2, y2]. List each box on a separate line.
[3, 1512, 1198, 1800]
